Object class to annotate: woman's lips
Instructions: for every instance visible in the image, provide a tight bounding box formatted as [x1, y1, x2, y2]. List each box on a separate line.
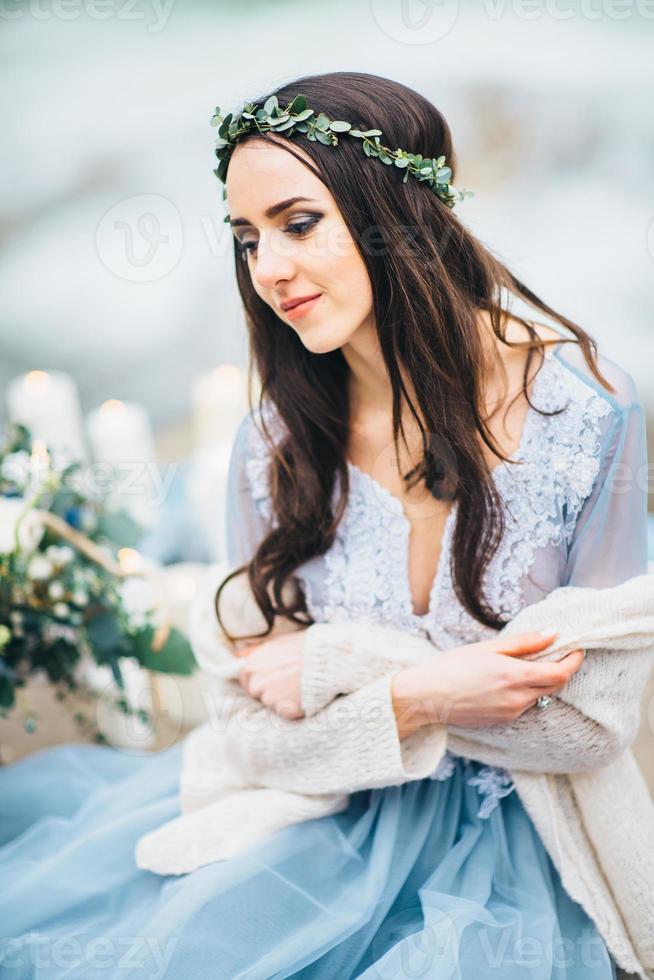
[284, 294, 322, 321]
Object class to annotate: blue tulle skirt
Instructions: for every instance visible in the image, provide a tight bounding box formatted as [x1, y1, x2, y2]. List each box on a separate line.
[0, 740, 617, 979]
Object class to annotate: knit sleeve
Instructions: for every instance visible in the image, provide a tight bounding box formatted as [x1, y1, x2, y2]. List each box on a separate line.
[187, 570, 448, 794]
[217, 672, 448, 795]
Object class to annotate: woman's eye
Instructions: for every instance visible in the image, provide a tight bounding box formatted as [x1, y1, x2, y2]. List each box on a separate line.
[238, 215, 320, 260]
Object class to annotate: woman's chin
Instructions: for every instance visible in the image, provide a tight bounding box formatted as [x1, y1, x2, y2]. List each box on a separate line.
[294, 323, 346, 356]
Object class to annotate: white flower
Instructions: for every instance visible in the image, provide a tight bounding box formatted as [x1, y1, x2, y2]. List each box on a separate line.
[80, 510, 97, 533]
[52, 602, 69, 618]
[27, 555, 53, 581]
[48, 581, 65, 600]
[118, 576, 158, 629]
[1, 451, 30, 485]
[45, 544, 75, 566]
[72, 590, 87, 606]
[0, 498, 45, 555]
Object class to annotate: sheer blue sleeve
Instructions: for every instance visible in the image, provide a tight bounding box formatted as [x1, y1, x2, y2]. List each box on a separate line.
[563, 365, 649, 588]
[224, 413, 272, 568]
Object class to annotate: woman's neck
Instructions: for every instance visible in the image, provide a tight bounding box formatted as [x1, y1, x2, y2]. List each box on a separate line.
[343, 309, 515, 424]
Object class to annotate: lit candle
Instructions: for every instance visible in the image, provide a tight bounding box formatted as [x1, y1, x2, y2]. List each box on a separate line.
[150, 561, 230, 732]
[186, 443, 233, 562]
[6, 370, 87, 464]
[190, 363, 249, 450]
[86, 400, 159, 529]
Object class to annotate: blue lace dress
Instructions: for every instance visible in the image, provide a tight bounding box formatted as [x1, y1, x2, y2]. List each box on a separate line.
[0, 341, 648, 979]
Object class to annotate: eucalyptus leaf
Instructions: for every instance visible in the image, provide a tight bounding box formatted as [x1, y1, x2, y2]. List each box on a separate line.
[290, 94, 307, 113]
[329, 121, 351, 133]
[263, 95, 279, 114]
[0, 677, 14, 709]
[394, 158, 409, 169]
[129, 626, 196, 675]
[271, 117, 295, 133]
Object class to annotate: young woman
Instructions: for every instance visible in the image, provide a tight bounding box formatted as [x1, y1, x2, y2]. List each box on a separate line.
[0, 72, 649, 979]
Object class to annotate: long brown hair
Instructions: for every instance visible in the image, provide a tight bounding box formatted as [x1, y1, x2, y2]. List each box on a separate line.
[214, 70, 614, 643]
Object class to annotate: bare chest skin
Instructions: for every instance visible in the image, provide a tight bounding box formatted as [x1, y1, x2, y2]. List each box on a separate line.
[346, 322, 561, 617]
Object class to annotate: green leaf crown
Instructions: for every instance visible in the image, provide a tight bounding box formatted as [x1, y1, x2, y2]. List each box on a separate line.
[211, 93, 474, 222]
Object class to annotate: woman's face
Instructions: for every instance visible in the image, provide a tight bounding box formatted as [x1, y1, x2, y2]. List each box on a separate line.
[225, 137, 375, 355]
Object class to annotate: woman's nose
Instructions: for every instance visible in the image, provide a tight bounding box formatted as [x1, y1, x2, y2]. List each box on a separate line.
[252, 234, 296, 290]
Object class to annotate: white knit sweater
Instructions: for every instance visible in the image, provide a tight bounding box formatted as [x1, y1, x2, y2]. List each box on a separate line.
[135, 566, 654, 980]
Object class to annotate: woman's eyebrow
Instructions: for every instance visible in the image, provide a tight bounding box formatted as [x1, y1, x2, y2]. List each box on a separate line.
[229, 196, 319, 228]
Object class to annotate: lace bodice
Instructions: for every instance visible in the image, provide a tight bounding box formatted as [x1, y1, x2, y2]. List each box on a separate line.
[244, 349, 613, 646]
[228, 342, 646, 818]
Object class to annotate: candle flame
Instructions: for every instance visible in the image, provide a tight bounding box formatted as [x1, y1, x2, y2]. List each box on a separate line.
[31, 440, 51, 465]
[118, 547, 144, 574]
[212, 363, 243, 382]
[100, 399, 127, 414]
[24, 370, 51, 392]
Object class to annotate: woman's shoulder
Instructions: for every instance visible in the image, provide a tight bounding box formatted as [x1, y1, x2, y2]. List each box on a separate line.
[548, 334, 641, 418]
[233, 398, 287, 454]
[230, 400, 287, 518]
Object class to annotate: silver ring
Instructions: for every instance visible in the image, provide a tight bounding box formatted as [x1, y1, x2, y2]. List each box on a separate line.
[536, 695, 553, 710]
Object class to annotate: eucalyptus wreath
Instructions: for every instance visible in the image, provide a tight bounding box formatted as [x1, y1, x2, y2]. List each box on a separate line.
[211, 93, 473, 221]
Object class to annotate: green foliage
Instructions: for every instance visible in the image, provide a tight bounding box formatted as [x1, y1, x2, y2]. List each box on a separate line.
[211, 93, 474, 220]
[130, 625, 196, 676]
[0, 420, 196, 742]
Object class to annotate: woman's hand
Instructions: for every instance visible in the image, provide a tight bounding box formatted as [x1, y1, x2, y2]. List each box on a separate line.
[391, 631, 585, 737]
[233, 630, 306, 720]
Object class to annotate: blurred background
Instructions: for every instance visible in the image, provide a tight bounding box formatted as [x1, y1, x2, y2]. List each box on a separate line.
[1, 0, 653, 775]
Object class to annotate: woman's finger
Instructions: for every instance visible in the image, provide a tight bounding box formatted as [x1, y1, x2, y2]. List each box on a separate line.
[527, 649, 585, 687]
[495, 631, 559, 657]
